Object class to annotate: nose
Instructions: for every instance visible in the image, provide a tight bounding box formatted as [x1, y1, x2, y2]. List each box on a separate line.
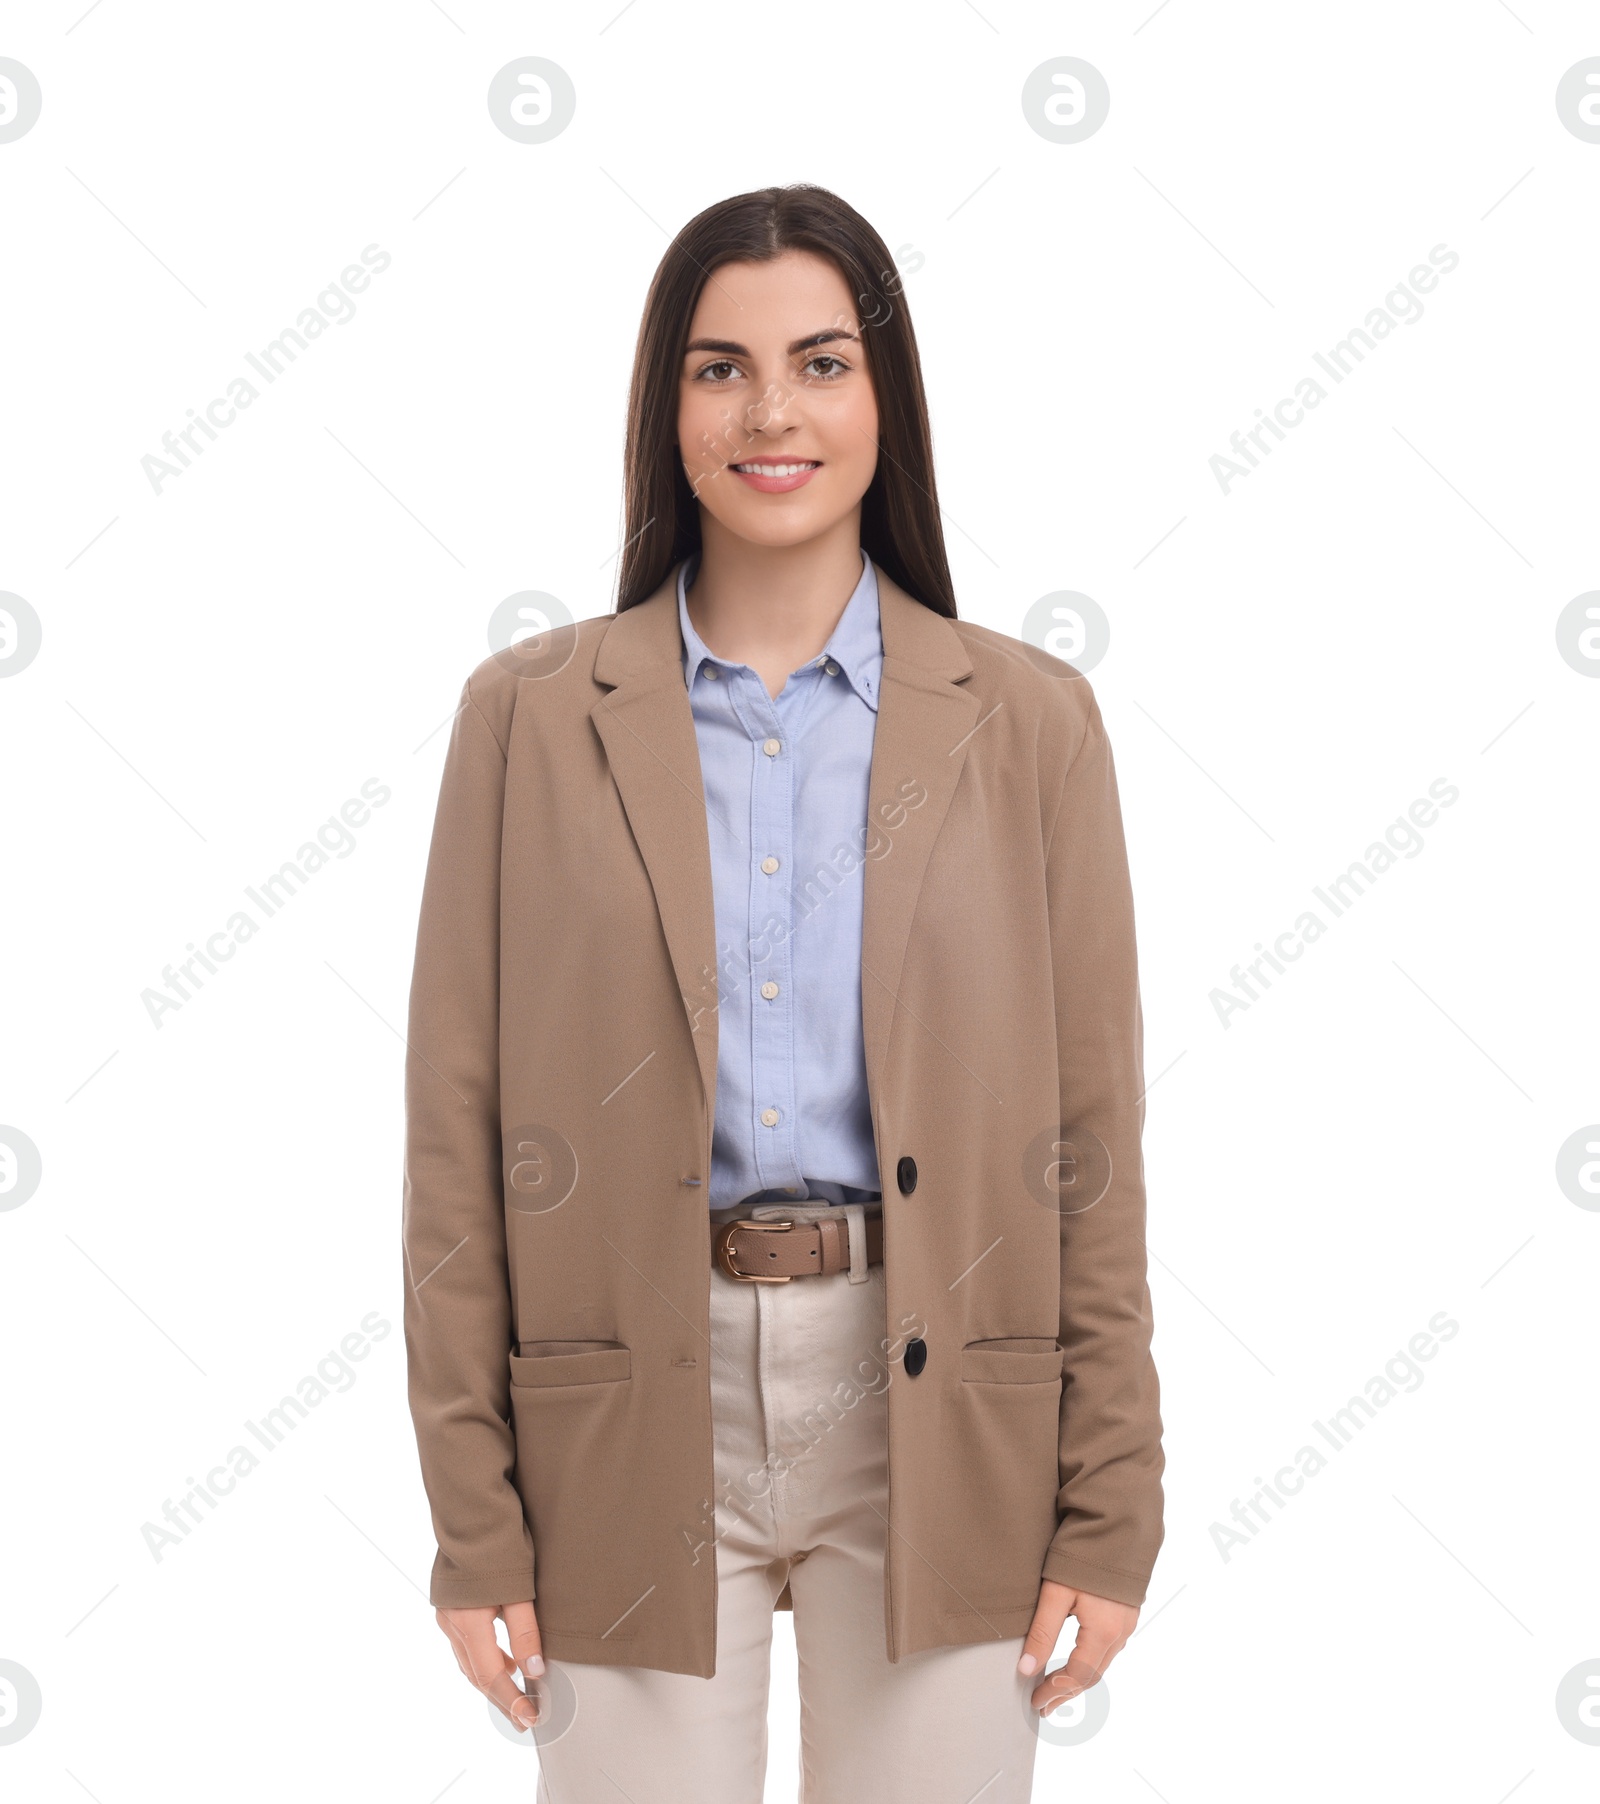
[743, 374, 799, 436]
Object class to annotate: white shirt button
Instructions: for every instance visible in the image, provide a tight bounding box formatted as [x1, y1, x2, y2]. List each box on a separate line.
[762, 737, 781, 756]
[760, 856, 780, 874]
[760, 1107, 779, 1127]
[824, 660, 839, 675]
[760, 981, 779, 1000]
[702, 664, 719, 679]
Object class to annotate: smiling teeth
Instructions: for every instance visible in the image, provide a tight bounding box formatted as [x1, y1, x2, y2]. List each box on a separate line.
[734, 462, 817, 476]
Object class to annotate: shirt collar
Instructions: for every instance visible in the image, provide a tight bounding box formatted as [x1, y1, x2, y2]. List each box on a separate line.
[677, 547, 882, 713]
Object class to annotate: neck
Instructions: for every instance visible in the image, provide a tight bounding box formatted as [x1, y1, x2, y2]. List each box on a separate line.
[685, 514, 865, 673]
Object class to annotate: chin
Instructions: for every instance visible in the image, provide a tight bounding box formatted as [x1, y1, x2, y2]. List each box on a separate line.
[720, 512, 830, 548]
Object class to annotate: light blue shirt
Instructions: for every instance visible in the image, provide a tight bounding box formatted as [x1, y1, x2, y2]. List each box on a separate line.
[678, 547, 885, 1209]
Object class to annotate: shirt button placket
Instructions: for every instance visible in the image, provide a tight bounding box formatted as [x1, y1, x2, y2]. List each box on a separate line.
[751, 685, 798, 1195]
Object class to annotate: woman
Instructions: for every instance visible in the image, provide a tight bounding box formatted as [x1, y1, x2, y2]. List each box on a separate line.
[402, 184, 1164, 1803]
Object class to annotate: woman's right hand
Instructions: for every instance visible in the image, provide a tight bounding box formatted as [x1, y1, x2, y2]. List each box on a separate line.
[435, 1601, 544, 1732]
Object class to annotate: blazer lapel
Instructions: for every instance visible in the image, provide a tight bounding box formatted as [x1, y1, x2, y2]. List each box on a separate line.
[860, 569, 978, 1108]
[590, 568, 721, 1117]
[588, 559, 978, 1137]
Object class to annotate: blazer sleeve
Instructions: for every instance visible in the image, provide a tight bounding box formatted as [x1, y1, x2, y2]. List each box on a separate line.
[1039, 690, 1165, 1607]
[402, 673, 536, 1610]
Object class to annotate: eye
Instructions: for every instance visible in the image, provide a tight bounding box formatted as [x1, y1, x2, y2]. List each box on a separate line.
[693, 358, 742, 384]
[803, 354, 849, 381]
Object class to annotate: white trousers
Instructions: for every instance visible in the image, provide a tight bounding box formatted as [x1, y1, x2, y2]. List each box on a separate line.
[532, 1201, 1044, 1803]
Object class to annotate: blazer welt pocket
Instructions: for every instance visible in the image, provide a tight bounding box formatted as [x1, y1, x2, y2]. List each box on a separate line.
[509, 1341, 631, 1388]
[960, 1338, 1065, 1385]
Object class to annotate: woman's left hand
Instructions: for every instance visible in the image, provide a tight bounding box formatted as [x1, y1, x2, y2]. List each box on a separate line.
[1018, 1579, 1139, 1715]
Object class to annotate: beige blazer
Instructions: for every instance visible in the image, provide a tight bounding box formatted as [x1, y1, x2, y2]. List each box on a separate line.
[402, 558, 1164, 1678]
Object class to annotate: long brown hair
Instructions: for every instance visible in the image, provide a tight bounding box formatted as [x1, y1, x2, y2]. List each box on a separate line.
[615, 184, 956, 618]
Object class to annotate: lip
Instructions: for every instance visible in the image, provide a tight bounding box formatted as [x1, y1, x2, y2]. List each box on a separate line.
[728, 457, 821, 494]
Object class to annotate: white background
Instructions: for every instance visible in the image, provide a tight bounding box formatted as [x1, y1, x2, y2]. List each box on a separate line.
[2, 2, 1597, 1799]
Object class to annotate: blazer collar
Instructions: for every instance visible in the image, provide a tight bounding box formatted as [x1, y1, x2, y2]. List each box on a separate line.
[589, 557, 978, 1139]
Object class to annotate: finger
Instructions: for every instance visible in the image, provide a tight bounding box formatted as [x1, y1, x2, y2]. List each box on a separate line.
[438, 1607, 540, 1732]
[435, 1608, 478, 1673]
[1017, 1583, 1074, 1677]
[502, 1599, 545, 1681]
[437, 1608, 505, 1690]
[1029, 1620, 1122, 1713]
[435, 1610, 503, 1685]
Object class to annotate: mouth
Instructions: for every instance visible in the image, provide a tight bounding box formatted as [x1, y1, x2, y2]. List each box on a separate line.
[729, 459, 821, 493]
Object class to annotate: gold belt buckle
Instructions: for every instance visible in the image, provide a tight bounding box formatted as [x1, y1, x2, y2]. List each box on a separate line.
[715, 1217, 795, 1282]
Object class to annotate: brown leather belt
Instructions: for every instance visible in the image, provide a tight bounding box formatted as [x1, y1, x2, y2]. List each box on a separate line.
[713, 1212, 883, 1282]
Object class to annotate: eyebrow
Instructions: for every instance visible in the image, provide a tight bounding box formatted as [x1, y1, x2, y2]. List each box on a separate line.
[682, 327, 860, 359]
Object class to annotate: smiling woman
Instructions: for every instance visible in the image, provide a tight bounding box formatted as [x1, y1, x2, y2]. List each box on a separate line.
[401, 183, 1163, 1804]
[669, 249, 888, 697]
[680, 281, 873, 495]
[618, 187, 954, 633]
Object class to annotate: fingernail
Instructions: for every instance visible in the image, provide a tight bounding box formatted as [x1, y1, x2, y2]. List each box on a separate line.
[1017, 1653, 1037, 1676]
[524, 1655, 545, 1678]
[513, 1704, 538, 1730]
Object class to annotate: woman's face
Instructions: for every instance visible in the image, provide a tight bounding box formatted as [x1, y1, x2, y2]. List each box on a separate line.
[677, 248, 880, 551]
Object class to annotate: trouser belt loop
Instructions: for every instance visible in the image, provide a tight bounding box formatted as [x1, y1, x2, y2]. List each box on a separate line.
[842, 1202, 868, 1285]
